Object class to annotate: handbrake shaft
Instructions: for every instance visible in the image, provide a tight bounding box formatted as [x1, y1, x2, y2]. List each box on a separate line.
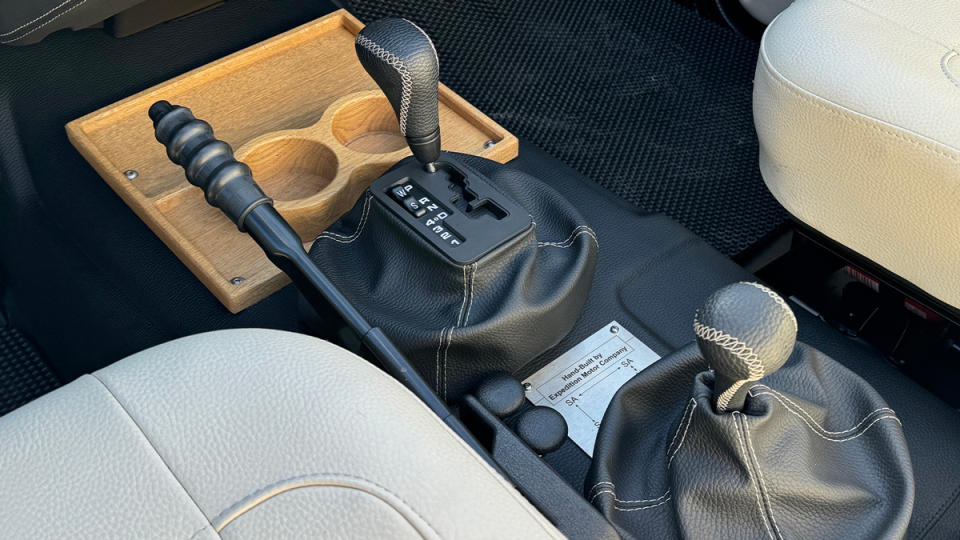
[148, 101, 496, 467]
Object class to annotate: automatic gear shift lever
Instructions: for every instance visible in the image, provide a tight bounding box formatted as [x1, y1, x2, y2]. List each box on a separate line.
[694, 281, 797, 412]
[356, 18, 441, 169]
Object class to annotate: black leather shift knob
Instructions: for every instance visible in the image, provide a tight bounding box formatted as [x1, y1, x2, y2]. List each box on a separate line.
[694, 281, 798, 412]
[356, 18, 440, 165]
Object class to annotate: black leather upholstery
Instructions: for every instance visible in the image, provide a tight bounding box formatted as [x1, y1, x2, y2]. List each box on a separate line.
[355, 18, 439, 139]
[588, 339, 915, 539]
[507, 144, 959, 538]
[695, 282, 797, 412]
[0, 0, 139, 46]
[309, 153, 597, 400]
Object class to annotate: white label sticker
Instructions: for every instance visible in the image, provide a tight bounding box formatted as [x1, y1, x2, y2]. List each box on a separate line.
[522, 321, 660, 457]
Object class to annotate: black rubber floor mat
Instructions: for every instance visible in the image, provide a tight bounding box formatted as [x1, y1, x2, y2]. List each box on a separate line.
[345, 0, 786, 256]
[0, 327, 59, 416]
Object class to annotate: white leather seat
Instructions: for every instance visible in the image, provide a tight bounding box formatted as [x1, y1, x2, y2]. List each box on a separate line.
[753, 0, 960, 309]
[0, 329, 561, 539]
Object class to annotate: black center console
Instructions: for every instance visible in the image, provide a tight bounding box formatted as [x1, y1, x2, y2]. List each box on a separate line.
[309, 152, 597, 399]
[145, 15, 960, 540]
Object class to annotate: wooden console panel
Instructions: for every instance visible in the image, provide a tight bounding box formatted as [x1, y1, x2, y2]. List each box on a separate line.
[67, 9, 518, 313]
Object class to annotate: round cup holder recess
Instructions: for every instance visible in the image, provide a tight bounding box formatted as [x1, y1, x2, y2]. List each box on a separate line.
[242, 138, 339, 202]
[230, 91, 411, 240]
[330, 95, 407, 154]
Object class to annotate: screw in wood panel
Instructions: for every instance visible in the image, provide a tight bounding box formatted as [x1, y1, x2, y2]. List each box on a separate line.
[124, 169, 139, 180]
[229, 276, 246, 285]
[482, 140, 495, 149]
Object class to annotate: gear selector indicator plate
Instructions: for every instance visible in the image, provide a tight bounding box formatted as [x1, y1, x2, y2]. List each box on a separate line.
[522, 321, 660, 456]
[373, 154, 532, 264]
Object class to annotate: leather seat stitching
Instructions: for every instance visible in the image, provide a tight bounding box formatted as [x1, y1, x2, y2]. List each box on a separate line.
[733, 412, 776, 539]
[940, 51, 960, 90]
[186, 523, 214, 540]
[209, 473, 441, 538]
[739, 412, 783, 539]
[0, 0, 86, 43]
[759, 49, 960, 169]
[0, 0, 73, 35]
[748, 385, 899, 439]
[87, 374, 217, 537]
[368, 358, 563, 536]
[836, 0, 955, 52]
[315, 193, 373, 243]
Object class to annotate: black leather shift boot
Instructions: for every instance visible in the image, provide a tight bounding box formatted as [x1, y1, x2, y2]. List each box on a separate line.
[588, 343, 915, 539]
[308, 154, 597, 400]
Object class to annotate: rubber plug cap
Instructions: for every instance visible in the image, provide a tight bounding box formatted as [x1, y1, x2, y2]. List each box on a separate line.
[516, 406, 568, 455]
[475, 373, 525, 418]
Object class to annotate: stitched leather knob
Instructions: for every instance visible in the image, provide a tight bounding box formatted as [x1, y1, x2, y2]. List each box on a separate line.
[694, 282, 798, 413]
[356, 18, 440, 165]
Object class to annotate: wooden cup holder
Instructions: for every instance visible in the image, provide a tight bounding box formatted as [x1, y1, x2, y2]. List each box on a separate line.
[66, 9, 518, 313]
[236, 91, 410, 239]
[330, 94, 407, 153]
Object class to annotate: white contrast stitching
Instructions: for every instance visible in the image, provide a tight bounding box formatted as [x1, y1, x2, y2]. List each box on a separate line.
[613, 497, 673, 512]
[742, 281, 798, 332]
[463, 263, 475, 326]
[356, 34, 412, 135]
[441, 263, 472, 400]
[456, 264, 469, 326]
[404, 18, 439, 68]
[667, 399, 697, 467]
[0, 0, 73, 36]
[1, 0, 82, 37]
[739, 413, 783, 539]
[734, 414, 776, 540]
[435, 326, 452, 395]
[750, 384, 894, 434]
[692, 322, 764, 378]
[748, 385, 901, 441]
[587, 481, 615, 499]
[0, 0, 87, 44]
[589, 488, 671, 505]
[693, 317, 763, 411]
[537, 225, 599, 249]
[716, 379, 748, 413]
[315, 194, 372, 243]
[588, 399, 694, 507]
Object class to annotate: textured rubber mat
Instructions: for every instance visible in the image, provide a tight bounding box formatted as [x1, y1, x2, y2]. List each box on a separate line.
[0, 327, 59, 416]
[345, 0, 786, 256]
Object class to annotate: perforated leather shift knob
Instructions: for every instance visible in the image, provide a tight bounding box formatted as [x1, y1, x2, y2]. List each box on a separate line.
[694, 282, 798, 413]
[356, 18, 441, 166]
